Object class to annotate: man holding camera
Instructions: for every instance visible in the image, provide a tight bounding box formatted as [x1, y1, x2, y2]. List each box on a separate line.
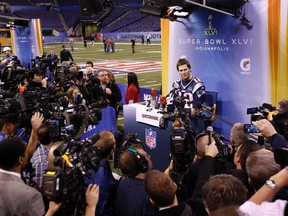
[84, 130, 119, 216]
[26, 67, 48, 91]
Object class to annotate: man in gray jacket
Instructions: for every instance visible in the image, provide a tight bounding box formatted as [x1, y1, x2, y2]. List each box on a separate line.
[0, 137, 60, 216]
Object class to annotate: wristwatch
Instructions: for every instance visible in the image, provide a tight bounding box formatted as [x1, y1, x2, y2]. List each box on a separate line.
[265, 178, 278, 191]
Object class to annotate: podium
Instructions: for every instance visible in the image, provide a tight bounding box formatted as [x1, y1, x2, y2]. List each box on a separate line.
[123, 103, 172, 171]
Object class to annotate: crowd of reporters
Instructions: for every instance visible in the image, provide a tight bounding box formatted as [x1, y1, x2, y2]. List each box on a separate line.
[2, 46, 288, 215]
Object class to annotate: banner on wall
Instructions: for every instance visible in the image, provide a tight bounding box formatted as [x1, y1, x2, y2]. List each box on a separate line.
[163, 0, 287, 136]
[101, 31, 161, 42]
[11, 19, 43, 68]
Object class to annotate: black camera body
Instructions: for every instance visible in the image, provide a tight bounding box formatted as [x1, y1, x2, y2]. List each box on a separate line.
[247, 103, 276, 122]
[43, 167, 83, 203]
[43, 133, 101, 214]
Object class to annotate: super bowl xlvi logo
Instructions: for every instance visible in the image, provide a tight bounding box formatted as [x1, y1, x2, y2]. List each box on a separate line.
[145, 128, 156, 149]
[240, 58, 251, 72]
[204, 15, 217, 36]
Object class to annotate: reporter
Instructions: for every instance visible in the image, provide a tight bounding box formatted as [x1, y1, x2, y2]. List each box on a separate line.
[0, 137, 61, 216]
[0, 111, 44, 159]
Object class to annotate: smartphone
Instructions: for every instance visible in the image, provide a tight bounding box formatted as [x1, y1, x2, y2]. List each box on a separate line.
[244, 124, 260, 133]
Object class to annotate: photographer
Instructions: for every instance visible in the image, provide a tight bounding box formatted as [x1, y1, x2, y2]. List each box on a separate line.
[83, 130, 119, 216]
[0, 112, 44, 159]
[30, 122, 55, 188]
[26, 67, 48, 91]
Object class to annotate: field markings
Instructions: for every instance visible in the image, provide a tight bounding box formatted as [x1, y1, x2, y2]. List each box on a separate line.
[79, 60, 162, 73]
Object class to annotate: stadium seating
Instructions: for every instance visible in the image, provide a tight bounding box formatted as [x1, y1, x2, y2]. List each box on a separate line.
[7, 0, 32, 6]
[33, 0, 54, 4]
[57, 0, 79, 6]
[101, 10, 149, 33]
[14, 10, 65, 32]
[6, 0, 160, 33]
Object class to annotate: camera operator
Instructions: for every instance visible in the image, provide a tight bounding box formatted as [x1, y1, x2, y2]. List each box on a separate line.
[174, 56, 205, 135]
[0, 117, 17, 142]
[0, 137, 61, 215]
[83, 130, 119, 216]
[30, 122, 55, 188]
[26, 67, 48, 91]
[0, 112, 44, 159]
[68, 66, 90, 102]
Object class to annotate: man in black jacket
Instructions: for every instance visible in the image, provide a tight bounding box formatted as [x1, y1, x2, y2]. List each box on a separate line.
[60, 45, 74, 63]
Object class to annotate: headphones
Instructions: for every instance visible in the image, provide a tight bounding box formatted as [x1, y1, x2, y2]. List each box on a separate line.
[126, 148, 148, 173]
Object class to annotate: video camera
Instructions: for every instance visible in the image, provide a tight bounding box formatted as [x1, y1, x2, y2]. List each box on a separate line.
[32, 54, 59, 72]
[0, 88, 102, 136]
[43, 133, 101, 214]
[0, 66, 28, 91]
[247, 103, 276, 121]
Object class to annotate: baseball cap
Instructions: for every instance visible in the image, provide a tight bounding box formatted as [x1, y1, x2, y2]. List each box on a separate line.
[2, 47, 11, 52]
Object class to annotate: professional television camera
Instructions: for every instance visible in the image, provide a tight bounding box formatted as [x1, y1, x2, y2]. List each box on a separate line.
[0, 88, 102, 137]
[43, 132, 101, 215]
[31, 54, 59, 73]
[206, 126, 230, 162]
[159, 83, 196, 190]
[0, 65, 29, 91]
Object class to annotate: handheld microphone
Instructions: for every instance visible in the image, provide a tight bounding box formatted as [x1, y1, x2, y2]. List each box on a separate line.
[206, 126, 213, 145]
[166, 82, 180, 97]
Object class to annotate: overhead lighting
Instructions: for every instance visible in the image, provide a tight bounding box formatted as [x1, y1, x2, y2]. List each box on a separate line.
[140, 4, 168, 18]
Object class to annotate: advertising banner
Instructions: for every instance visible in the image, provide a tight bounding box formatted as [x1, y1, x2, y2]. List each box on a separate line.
[163, 0, 287, 136]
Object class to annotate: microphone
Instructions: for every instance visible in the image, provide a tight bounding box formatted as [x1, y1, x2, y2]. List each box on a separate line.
[166, 82, 180, 97]
[206, 126, 213, 145]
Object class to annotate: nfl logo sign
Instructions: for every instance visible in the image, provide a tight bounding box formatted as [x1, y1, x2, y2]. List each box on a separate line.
[145, 128, 156, 149]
